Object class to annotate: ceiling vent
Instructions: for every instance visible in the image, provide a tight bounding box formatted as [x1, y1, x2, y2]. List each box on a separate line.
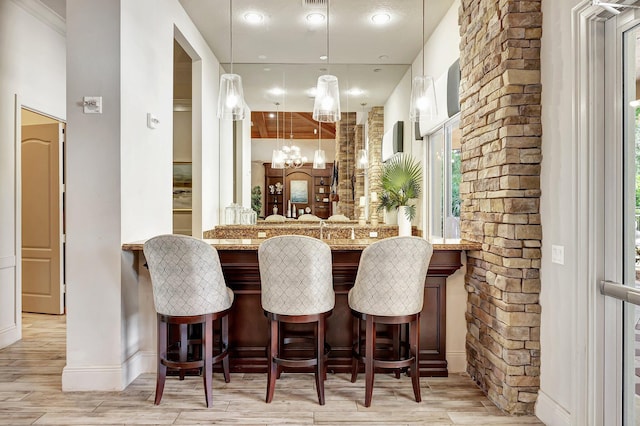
[302, 0, 327, 8]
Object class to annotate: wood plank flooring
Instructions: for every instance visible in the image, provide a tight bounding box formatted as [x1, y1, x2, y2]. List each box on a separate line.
[0, 313, 544, 425]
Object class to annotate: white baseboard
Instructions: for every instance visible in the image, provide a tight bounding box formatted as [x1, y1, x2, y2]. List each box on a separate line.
[62, 350, 156, 391]
[536, 389, 571, 426]
[62, 364, 126, 391]
[124, 350, 155, 381]
[0, 324, 19, 349]
[446, 350, 466, 373]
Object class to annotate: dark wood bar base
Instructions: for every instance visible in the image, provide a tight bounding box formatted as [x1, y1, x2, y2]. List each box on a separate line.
[218, 248, 462, 377]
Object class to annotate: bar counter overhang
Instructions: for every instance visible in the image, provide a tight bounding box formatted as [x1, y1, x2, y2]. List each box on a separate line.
[122, 238, 481, 377]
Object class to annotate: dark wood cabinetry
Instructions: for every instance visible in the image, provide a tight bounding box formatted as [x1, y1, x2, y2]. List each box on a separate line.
[264, 163, 333, 219]
[216, 247, 461, 376]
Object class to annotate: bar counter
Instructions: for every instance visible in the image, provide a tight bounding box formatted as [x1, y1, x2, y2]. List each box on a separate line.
[122, 237, 481, 376]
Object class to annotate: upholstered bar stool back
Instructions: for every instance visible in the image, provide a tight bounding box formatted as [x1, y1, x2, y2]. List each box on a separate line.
[144, 234, 234, 407]
[258, 235, 335, 404]
[348, 236, 433, 407]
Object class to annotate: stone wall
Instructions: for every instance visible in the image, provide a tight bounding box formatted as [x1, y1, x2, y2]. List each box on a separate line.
[367, 107, 384, 220]
[335, 112, 357, 218]
[459, 0, 542, 415]
[354, 123, 365, 215]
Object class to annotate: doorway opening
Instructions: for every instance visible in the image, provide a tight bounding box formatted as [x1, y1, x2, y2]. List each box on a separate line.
[20, 108, 66, 315]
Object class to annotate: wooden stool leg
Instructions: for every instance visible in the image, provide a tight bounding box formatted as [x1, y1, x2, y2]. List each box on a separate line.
[410, 316, 421, 403]
[154, 317, 167, 405]
[315, 318, 326, 405]
[276, 321, 283, 379]
[221, 315, 230, 383]
[350, 316, 360, 383]
[179, 323, 187, 380]
[203, 315, 213, 408]
[364, 316, 376, 407]
[266, 318, 278, 403]
[393, 324, 401, 379]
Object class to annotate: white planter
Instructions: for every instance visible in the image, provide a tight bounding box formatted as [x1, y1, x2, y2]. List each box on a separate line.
[397, 206, 412, 236]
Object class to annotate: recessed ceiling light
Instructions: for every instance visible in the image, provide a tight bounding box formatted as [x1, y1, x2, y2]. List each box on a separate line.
[306, 87, 318, 98]
[373, 68, 382, 72]
[319, 67, 328, 72]
[306, 12, 325, 24]
[269, 88, 284, 95]
[244, 12, 263, 24]
[319, 55, 328, 61]
[258, 55, 267, 60]
[348, 88, 364, 96]
[378, 54, 389, 61]
[371, 13, 391, 24]
[263, 67, 271, 71]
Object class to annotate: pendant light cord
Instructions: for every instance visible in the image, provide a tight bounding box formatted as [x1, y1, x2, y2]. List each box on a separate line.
[230, 0, 234, 74]
[421, 0, 424, 77]
[326, 0, 330, 72]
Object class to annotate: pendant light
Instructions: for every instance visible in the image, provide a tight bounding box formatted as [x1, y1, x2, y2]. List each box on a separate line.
[217, 0, 246, 120]
[312, 0, 341, 123]
[271, 103, 285, 169]
[313, 122, 326, 169]
[409, 0, 437, 124]
[356, 103, 368, 169]
[282, 112, 307, 168]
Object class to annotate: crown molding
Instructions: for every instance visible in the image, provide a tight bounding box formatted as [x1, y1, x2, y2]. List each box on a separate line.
[10, 0, 65, 36]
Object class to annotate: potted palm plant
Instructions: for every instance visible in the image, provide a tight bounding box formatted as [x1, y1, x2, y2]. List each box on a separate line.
[378, 153, 422, 236]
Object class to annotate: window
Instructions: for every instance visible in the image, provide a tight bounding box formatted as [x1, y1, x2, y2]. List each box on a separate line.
[425, 115, 461, 239]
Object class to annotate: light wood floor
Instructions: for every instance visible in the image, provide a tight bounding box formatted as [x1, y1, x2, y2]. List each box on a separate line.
[0, 313, 544, 425]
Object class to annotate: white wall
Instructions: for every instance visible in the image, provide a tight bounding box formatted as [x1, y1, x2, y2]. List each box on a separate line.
[0, 1, 66, 349]
[63, 0, 223, 391]
[537, 0, 582, 424]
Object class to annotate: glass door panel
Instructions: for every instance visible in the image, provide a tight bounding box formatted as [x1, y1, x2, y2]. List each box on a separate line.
[623, 24, 640, 426]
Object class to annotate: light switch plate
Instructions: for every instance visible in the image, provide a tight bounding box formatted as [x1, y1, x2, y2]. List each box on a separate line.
[369, 231, 378, 238]
[147, 113, 159, 129]
[83, 96, 102, 114]
[551, 245, 564, 265]
[258, 232, 267, 238]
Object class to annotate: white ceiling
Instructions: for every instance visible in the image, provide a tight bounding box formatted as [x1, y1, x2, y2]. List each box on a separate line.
[37, 0, 456, 112]
[179, 0, 455, 112]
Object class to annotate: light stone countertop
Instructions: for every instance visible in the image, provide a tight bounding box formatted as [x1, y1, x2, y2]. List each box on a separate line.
[122, 237, 482, 252]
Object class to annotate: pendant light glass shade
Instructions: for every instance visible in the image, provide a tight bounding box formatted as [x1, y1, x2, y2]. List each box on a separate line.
[409, 75, 437, 123]
[313, 149, 326, 169]
[356, 149, 368, 169]
[312, 75, 341, 122]
[271, 148, 285, 169]
[271, 102, 284, 168]
[217, 73, 246, 120]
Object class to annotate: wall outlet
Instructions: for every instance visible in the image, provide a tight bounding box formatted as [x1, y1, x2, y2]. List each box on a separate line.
[257, 232, 267, 238]
[369, 231, 378, 238]
[551, 245, 564, 265]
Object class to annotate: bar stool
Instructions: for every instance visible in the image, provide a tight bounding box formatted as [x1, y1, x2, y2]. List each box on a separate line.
[348, 236, 433, 407]
[258, 235, 335, 405]
[143, 234, 234, 407]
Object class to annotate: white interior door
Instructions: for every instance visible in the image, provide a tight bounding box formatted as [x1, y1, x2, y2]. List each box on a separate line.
[21, 122, 64, 314]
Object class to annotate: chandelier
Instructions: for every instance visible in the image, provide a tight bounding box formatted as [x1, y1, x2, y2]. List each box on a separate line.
[281, 112, 307, 169]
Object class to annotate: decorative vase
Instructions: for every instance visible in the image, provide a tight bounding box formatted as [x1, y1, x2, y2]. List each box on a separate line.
[397, 206, 411, 236]
[273, 205, 278, 215]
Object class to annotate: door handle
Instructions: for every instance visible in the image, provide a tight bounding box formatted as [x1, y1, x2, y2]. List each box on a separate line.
[600, 280, 640, 305]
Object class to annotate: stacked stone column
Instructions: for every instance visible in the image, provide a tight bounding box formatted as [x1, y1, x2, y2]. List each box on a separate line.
[459, 0, 542, 415]
[367, 107, 384, 219]
[335, 112, 357, 218]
